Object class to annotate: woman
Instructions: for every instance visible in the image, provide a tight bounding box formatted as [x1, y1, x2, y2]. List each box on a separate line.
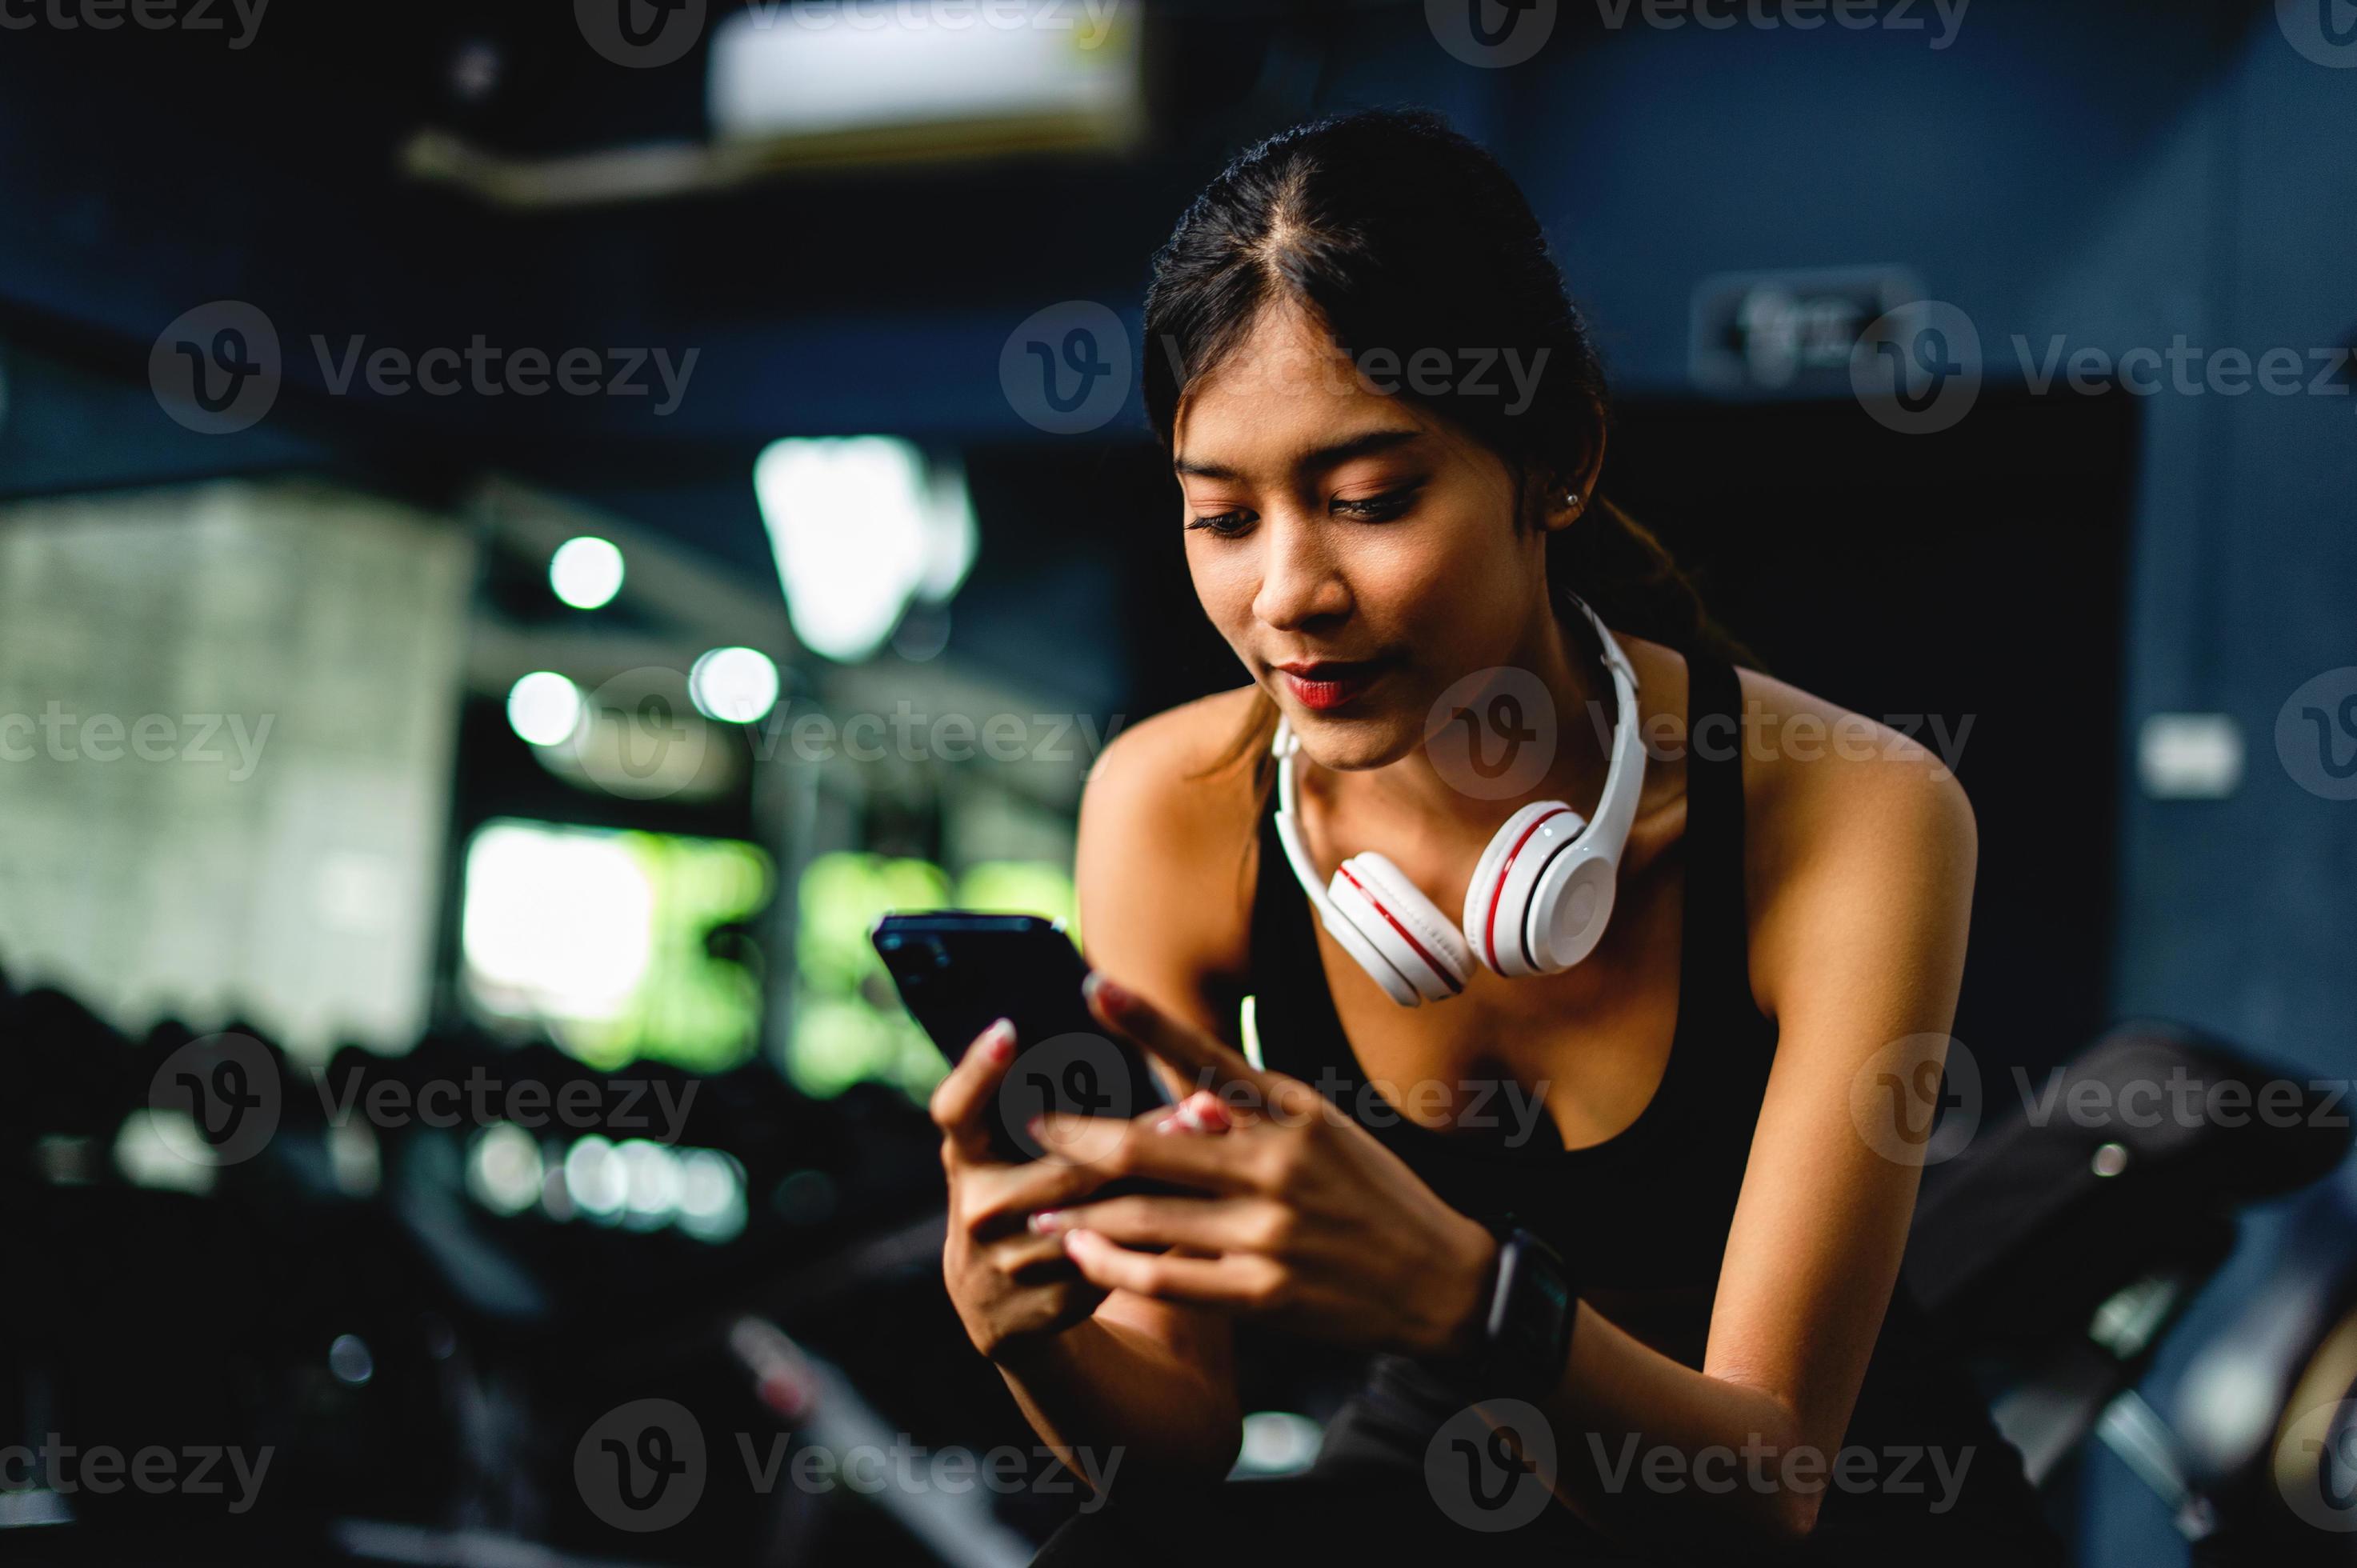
[930, 108, 2063, 1564]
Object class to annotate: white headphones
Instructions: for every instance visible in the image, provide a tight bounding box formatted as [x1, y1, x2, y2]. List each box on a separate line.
[1271, 596, 1645, 1007]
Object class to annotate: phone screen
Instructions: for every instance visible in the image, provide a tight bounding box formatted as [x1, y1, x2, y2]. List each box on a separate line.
[873, 911, 1174, 1160]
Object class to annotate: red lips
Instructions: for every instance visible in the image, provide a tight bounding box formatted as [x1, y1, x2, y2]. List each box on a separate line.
[1275, 658, 1389, 712]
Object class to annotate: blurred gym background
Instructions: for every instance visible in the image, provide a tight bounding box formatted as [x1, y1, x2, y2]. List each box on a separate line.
[2, 2, 2354, 1563]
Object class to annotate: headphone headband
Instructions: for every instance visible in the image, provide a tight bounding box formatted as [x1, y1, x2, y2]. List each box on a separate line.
[1565, 594, 1644, 866]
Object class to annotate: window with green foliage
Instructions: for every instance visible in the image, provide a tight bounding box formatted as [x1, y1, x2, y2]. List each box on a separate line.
[461, 819, 773, 1073]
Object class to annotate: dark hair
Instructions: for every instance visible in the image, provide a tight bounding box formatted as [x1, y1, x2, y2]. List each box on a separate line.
[1142, 107, 1755, 786]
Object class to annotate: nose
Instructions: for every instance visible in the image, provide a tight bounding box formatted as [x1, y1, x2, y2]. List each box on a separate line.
[1250, 510, 1352, 634]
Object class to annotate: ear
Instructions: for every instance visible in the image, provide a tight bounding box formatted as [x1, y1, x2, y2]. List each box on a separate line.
[1538, 426, 1607, 536]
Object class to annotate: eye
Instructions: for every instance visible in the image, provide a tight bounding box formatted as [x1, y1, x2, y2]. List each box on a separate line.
[1185, 509, 1255, 538]
[1331, 482, 1421, 522]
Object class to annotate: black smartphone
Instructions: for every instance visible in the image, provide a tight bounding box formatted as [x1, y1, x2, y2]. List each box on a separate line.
[872, 911, 1177, 1162]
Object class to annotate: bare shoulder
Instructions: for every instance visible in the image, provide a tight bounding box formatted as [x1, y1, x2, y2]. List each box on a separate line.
[1085, 685, 1264, 810]
[1732, 665, 1977, 851]
[1074, 686, 1267, 1034]
[1730, 666, 1979, 1009]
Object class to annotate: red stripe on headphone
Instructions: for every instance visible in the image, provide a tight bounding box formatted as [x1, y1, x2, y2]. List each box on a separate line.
[1336, 864, 1463, 995]
[1484, 807, 1573, 971]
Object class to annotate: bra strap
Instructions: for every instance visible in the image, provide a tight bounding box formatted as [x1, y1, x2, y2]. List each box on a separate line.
[1679, 649, 1753, 1021]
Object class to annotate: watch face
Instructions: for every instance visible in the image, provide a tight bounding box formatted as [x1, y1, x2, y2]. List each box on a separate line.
[1487, 1230, 1574, 1397]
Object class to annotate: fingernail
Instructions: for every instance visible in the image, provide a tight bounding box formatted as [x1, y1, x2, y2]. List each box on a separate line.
[986, 1018, 1016, 1062]
[1026, 1114, 1044, 1142]
[1174, 1103, 1206, 1132]
[1028, 1210, 1064, 1234]
[1084, 972, 1128, 1010]
[1061, 1227, 1095, 1253]
[1154, 1115, 1179, 1134]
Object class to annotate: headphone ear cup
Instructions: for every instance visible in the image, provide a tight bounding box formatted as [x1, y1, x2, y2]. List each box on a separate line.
[1336, 851, 1470, 998]
[1527, 846, 1619, 971]
[1461, 801, 1583, 978]
[1314, 902, 1426, 1008]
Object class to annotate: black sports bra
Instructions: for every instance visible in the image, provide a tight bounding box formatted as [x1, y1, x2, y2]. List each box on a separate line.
[1247, 647, 1777, 1290]
[1239, 648, 2065, 1560]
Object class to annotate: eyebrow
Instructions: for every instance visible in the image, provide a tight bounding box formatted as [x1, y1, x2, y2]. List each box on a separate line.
[1172, 426, 1424, 482]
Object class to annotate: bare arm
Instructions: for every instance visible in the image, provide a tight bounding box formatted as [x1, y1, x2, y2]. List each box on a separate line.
[1482, 695, 1980, 1546]
[964, 698, 1257, 1489]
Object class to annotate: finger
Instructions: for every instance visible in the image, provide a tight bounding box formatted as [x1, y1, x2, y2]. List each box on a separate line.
[1033, 1194, 1282, 1255]
[1154, 1090, 1234, 1135]
[1083, 972, 1265, 1094]
[1084, 973, 1321, 1124]
[1058, 1228, 1287, 1308]
[1031, 1110, 1260, 1192]
[930, 1018, 1018, 1162]
[983, 1229, 1085, 1280]
[962, 1148, 1140, 1230]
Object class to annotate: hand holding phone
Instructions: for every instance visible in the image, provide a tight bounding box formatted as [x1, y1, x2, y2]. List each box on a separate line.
[874, 912, 1175, 1162]
[927, 1012, 1115, 1358]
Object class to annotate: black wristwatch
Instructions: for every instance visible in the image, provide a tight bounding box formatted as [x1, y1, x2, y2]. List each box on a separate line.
[1451, 1219, 1577, 1401]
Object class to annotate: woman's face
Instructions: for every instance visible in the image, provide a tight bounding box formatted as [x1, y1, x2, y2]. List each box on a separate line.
[1173, 301, 1555, 771]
